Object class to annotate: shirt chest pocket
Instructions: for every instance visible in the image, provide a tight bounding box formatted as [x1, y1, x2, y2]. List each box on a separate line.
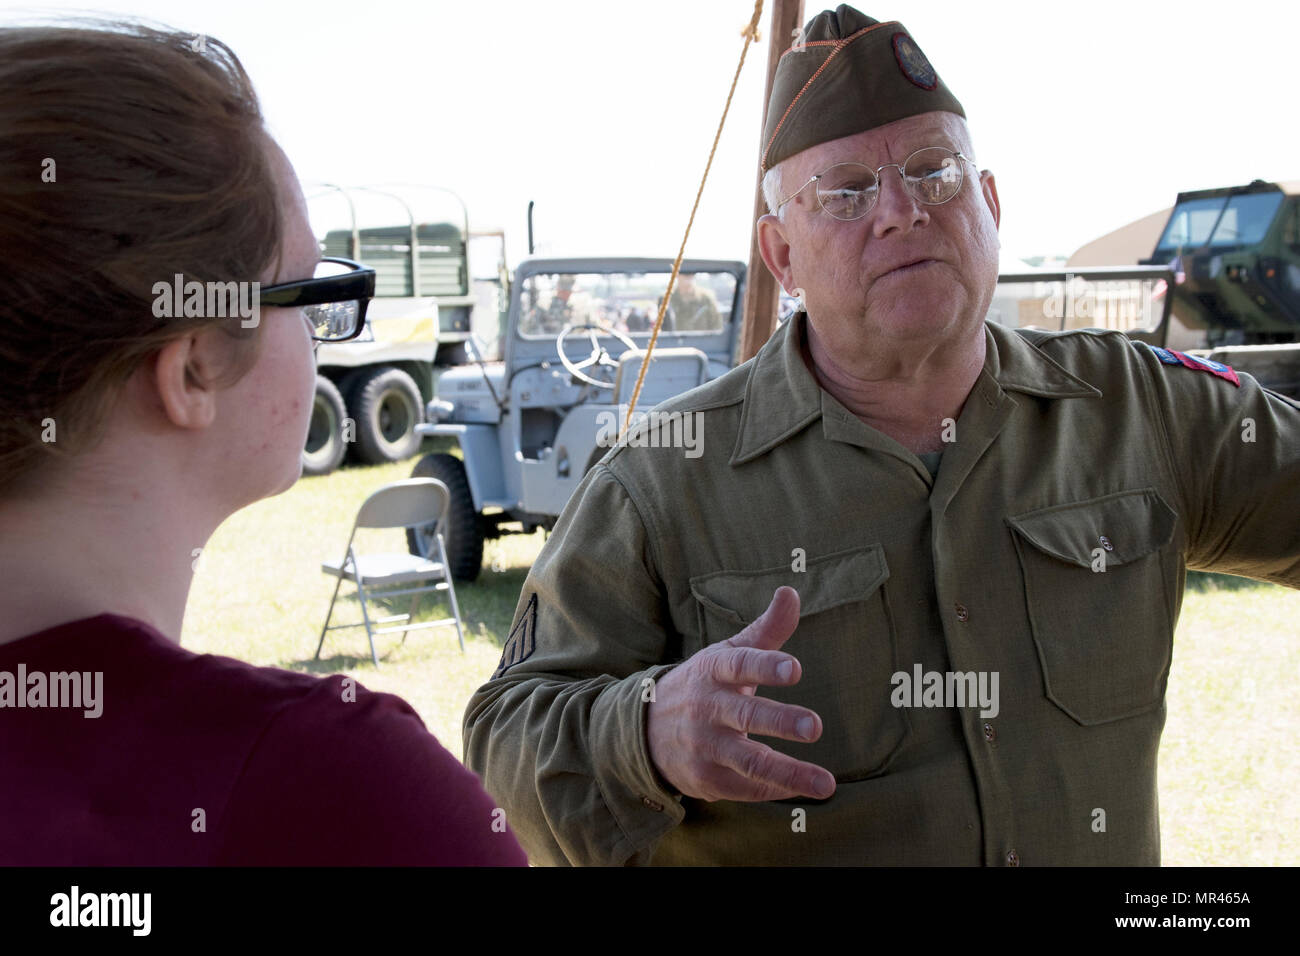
[1007, 489, 1178, 726]
[687, 544, 908, 783]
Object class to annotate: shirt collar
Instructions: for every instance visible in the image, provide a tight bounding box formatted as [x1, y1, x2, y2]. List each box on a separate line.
[731, 312, 1101, 465]
[982, 319, 1102, 399]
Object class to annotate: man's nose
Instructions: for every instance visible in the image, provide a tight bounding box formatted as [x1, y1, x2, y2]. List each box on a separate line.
[871, 164, 927, 238]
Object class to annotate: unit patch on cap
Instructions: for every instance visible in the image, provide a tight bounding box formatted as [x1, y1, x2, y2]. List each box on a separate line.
[1149, 345, 1241, 387]
[891, 32, 937, 90]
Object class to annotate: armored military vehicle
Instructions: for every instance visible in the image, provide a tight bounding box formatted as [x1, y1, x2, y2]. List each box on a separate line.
[1138, 179, 1300, 398]
[989, 179, 1300, 400]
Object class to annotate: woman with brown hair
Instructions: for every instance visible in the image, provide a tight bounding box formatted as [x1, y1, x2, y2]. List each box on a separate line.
[0, 20, 526, 865]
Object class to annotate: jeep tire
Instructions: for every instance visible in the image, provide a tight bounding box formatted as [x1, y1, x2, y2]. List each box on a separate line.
[406, 453, 483, 582]
[302, 375, 348, 477]
[349, 366, 423, 465]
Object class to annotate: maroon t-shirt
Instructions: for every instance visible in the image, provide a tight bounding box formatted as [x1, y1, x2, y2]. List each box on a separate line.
[0, 614, 527, 865]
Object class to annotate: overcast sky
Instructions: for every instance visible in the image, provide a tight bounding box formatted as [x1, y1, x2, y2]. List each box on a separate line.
[6, 0, 1297, 272]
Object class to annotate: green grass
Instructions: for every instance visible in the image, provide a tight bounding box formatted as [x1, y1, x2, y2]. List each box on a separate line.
[182, 452, 1299, 865]
[182, 438, 540, 760]
[1161, 573, 1300, 865]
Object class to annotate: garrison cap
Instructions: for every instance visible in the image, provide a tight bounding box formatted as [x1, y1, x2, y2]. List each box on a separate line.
[761, 5, 964, 171]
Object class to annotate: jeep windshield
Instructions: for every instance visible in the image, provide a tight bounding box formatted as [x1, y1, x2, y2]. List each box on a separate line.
[517, 271, 736, 337]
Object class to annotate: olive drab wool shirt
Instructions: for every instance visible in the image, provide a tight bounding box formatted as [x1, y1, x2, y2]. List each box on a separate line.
[463, 312, 1300, 866]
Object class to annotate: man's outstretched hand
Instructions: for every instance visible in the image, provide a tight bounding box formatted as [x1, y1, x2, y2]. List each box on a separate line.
[646, 586, 837, 802]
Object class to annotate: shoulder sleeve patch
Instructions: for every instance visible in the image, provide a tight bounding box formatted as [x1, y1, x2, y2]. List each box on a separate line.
[493, 592, 538, 678]
[1145, 344, 1240, 387]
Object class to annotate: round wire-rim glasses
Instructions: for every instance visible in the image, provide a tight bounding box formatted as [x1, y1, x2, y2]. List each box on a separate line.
[775, 146, 978, 221]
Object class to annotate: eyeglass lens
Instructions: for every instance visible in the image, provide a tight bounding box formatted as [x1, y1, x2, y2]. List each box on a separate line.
[304, 300, 361, 340]
[816, 147, 964, 221]
[305, 259, 362, 341]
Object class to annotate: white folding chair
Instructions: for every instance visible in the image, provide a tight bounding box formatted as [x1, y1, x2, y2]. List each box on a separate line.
[317, 478, 466, 666]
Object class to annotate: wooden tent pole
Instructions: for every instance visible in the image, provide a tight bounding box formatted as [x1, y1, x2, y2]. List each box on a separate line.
[740, 0, 804, 362]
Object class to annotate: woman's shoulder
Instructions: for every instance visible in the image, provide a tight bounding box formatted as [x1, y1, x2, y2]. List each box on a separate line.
[2, 612, 527, 863]
[213, 662, 528, 864]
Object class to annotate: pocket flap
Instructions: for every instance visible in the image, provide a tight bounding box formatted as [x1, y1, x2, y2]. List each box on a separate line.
[688, 544, 889, 626]
[1007, 489, 1176, 569]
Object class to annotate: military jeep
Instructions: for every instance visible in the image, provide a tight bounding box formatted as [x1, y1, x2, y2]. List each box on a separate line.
[406, 256, 746, 580]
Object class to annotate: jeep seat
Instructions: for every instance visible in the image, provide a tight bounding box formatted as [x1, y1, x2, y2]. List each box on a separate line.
[613, 347, 709, 408]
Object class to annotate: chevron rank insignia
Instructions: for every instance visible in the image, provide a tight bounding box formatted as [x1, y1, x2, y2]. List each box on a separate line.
[1148, 345, 1240, 387]
[493, 593, 538, 678]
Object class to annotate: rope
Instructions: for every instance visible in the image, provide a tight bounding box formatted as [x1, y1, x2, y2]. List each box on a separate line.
[617, 0, 765, 441]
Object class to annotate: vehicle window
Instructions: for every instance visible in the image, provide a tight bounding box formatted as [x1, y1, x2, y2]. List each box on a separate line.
[517, 272, 736, 337]
[1208, 192, 1283, 247]
[1281, 200, 1300, 251]
[1156, 192, 1284, 251]
[1156, 197, 1226, 251]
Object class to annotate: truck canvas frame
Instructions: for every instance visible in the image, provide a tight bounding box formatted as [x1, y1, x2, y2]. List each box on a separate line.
[302, 184, 508, 475]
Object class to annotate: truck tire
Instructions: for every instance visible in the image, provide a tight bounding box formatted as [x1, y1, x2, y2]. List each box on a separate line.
[302, 375, 348, 476]
[349, 366, 423, 464]
[406, 453, 483, 582]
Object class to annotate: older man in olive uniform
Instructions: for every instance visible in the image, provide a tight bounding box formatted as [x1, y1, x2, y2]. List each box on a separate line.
[464, 5, 1300, 865]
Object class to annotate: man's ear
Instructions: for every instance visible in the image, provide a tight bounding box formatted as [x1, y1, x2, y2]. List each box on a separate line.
[756, 214, 797, 292]
[980, 170, 1001, 230]
[149, 331, 223, 430]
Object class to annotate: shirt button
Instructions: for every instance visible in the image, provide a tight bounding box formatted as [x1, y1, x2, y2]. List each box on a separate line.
[955, 603, 970, 622]
[641, 796, 664, 812]
[983, 721, 997, 742]
[1099, 535, 1114, 552]
[1006, 849, 1019, 867]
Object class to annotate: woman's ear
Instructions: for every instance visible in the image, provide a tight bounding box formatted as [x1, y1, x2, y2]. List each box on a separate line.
[149, 331, 223, 430]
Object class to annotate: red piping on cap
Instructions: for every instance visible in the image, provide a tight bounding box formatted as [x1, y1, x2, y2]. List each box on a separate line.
[761, 21, 897, 172]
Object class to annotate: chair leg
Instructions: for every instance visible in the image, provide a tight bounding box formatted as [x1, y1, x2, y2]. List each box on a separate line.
[355, 576, 379, 667]
[316, 571, 347, 660]
[438, 533, 466, 654]
[400, 593, 421, 644]
[447, 583, 466, 654]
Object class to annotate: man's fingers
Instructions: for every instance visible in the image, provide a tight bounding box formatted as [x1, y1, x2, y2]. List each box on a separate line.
[709, 735, 836, 801]
[707, 645, 801, 688]
[727, 586, 801, 652]
[715, 691, 822, 744]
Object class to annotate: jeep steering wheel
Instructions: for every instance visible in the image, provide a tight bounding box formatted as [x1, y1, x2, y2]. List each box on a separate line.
[556, 322, 640, 388]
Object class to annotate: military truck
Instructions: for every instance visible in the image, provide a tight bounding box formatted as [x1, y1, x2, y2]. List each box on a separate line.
[405, 257, 745, 581]
[988, 178, 1300, 400]
[302, 184, 508, 475]
[1137, 179, 1300, 398]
